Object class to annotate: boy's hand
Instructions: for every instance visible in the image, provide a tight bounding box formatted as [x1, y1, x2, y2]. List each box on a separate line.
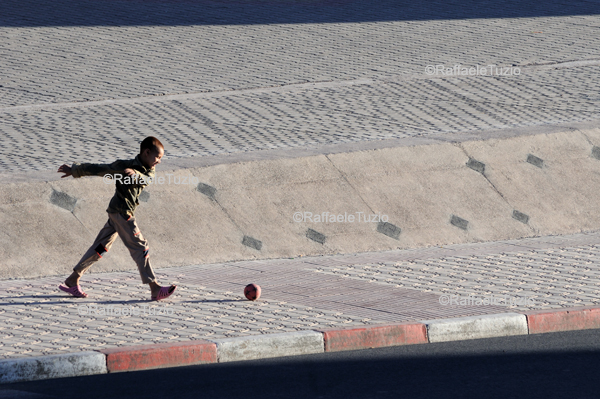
[57, 164, 72, 178]
[124, 168, 137, 177]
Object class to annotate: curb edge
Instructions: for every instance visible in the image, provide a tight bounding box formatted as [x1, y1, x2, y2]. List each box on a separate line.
[2, 306, 599, 384]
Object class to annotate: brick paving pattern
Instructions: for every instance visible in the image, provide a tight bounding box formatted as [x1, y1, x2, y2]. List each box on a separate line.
[3, 66, 600, 173]
[2, 0, 600, 363]
[2, 230, 599, 360]
[1, 1, 600, 106]
[313, 232, 600, 311]
[1, 1, 600, 173]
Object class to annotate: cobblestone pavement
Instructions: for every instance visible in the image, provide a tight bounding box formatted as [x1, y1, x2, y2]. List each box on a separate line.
[1, 230, 599, 360]
[313, 231, 600, 311]
[1, 1, 600, 173]
[1, 1, 599, 105]
[2, 1, 600, 361]
[3, 65, 600, 173]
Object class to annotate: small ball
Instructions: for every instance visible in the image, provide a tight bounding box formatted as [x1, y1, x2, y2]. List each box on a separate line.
[244, 283, 261, 301]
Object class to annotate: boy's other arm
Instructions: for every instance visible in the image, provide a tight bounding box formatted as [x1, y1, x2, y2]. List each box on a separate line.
[57, 164, 73, 178]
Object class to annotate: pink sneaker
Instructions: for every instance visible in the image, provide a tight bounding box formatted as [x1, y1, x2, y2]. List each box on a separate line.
[151, 285, 177, 301]
[59, 284, 88, 298]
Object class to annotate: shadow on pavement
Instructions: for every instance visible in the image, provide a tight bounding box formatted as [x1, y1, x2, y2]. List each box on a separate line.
[1, 0, 599, 28]
[5, 329, 600, 399]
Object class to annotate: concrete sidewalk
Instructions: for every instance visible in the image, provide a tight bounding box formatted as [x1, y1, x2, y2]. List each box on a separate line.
[3, 3, 600, 179]
[2, 230, 600, 383]
[3, 1, 600, 384]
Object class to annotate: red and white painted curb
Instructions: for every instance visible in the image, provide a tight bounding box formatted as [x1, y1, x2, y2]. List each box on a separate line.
[2, 306, 600, 384]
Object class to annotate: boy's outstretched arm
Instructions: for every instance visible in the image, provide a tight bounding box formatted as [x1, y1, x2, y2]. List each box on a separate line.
[61, 160, 132, 179]
[58, 161, 139, 184]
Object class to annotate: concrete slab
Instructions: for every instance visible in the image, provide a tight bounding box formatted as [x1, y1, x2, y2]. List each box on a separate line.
[101, 340, 217, 372]
[188, 155, 378, 258]
[424, 313, 528, 343]
[328, 144, 533, 248]
[317, 323, 428, 352]
[210, 331, 324, 363]
[461, 130, 600, 235]
[0, 351, 107, 384]
[4, 130, 600, 279]
[524, 307, 600, 334]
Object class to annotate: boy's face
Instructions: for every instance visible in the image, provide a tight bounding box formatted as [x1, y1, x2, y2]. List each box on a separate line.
[141, 146, 164, 169]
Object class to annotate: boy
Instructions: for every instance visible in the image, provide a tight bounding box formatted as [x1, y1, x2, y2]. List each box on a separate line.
[57, 136, 176, 301]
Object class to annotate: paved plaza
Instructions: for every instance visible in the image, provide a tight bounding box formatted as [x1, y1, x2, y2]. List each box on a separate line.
[2, 230, 600, 360]
[1, 2, 599, 106]
[4, 64, 600, 174]
[1, 1, 600, 173]
[1, 0, 600, 372]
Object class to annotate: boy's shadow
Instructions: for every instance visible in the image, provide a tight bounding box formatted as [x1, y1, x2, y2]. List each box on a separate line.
[89, 298, 245, 305]
[4, 295, 247, 307]
[185, 299, 245, 303]
[3, 294, 75, 306]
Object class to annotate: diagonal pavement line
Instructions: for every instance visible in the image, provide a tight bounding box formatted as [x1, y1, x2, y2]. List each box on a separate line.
[0, 79, 376, 114]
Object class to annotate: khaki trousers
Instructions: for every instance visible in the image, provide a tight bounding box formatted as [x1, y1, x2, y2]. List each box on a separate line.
[73, 212, 157, 284]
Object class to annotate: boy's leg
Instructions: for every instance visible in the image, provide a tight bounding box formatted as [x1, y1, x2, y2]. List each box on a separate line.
[67, 218, 118, 286]
[109, 213, 158, 286]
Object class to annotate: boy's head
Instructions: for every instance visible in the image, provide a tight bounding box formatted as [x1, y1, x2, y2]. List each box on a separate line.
[140, 136, 164, 169]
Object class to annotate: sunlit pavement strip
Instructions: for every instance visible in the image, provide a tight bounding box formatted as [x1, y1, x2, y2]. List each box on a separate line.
[0, 276, 378, 360]
[1, 230, 600, 360]
[2, 8, 600, 104]
[313, 232, 600, 311]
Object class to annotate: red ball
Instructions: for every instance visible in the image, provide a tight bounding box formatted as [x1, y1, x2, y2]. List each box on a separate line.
[244, 284, 261, 301]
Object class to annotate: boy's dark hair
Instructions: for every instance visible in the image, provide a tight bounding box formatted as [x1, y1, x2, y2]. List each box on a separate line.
[140, 136, 164, 154]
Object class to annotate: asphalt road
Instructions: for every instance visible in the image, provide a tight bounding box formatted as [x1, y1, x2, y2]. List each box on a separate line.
[3, 328, 600, 399]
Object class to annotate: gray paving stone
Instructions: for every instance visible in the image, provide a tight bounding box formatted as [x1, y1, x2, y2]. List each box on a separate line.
[2, 10, 600, 174]
[2, 1, 600, 361]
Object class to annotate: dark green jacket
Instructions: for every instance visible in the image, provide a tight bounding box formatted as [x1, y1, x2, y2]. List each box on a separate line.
[71, 155, 155, 216]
